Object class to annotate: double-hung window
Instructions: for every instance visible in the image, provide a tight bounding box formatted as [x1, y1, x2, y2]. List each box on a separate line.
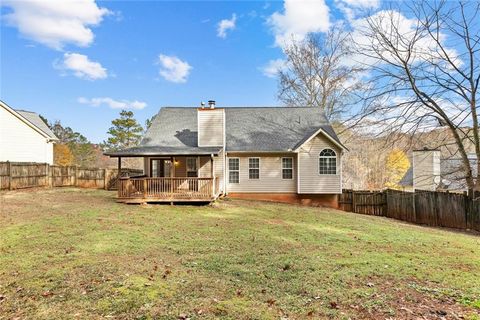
[282, 157, 293, 179]
[229, 158, 240, 183]
[248, 158, 260, 179]
[319, 149, 337, 175]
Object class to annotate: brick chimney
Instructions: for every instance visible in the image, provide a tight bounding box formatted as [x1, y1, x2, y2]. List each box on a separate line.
[413, 148, 441, 191]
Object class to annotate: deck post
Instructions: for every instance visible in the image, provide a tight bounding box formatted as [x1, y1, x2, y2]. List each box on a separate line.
[143, 179, 147, 199]
[212, 176, 216, 198]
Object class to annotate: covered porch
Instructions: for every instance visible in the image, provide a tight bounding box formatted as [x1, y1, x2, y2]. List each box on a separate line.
[106, 146, 223, 203]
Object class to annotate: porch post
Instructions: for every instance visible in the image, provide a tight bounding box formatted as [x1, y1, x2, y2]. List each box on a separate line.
[171, 156, 175, 196]
[211, 155, 215, 197]
[210, 156, 214, 178]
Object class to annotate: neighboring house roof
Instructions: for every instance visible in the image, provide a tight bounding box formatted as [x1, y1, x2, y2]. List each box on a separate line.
[0, 100, 57, 140]
[106, 106, 344, 156]
[15, 109, 57, 140]
[399, 167, 413, 187]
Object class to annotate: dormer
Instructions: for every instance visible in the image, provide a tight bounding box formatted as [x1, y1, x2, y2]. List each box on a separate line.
[197, 100, 225, 147]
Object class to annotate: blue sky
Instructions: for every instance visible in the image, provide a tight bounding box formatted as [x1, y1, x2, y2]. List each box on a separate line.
[0, 0, 377, 142]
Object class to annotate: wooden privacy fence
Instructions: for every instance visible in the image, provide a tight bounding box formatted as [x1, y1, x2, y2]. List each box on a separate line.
[0, 162, 143, 191]
[340, 189, 480, 232]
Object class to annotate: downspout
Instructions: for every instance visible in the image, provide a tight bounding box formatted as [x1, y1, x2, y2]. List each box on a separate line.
[223, 109, 227, 195]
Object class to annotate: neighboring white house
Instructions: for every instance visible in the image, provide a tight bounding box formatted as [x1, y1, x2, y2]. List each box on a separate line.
[0, 100, 58, 164]
[400, 148, 477, 192]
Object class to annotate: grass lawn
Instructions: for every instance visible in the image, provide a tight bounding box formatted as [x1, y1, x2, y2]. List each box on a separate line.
[0, 188, 479, 319]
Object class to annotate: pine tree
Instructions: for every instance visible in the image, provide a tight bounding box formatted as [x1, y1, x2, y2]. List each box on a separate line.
[104, 110, 143, 151]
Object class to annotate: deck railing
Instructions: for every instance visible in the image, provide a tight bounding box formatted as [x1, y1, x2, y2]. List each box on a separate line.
[118, 177, 218, 201]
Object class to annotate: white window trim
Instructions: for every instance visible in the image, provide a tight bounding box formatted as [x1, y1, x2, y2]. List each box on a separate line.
[228, 157, 240, 184]
[248, 157, 260, 180]
[318, 149, 338, 175]
[281, 157, 294, 180]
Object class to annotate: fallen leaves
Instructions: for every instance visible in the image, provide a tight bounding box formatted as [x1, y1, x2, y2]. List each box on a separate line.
[41, 291, 53, 298]
[267, 298, 276, 306]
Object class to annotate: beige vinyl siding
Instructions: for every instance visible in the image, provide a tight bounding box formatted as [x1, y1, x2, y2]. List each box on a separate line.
[198, 156, 212, 178]
[198, 109, 224, 147]
[0, 105, 54, 164]
[298, 134, 342, 194]
[143, 157, 149, 174]
[226, 153, 297, 193]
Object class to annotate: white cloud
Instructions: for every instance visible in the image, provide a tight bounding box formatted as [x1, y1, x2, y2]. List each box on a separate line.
[78, 97, 147, 110]
[217, 14, 237, 39]
[2, 0, 110, 50]
[267, 0, 330, 48]
[340, 0, 379, 9]
[56, 52, 107, 80]
[261, 59, 287, 78]
[156, 54, 192, 83]
[335, 0, 380, 9]
[335, 0, 380, 21]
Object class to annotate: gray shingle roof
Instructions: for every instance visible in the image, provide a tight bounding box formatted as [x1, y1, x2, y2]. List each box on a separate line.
[15, 110, 57, 140]
[106, 106, 343, 156]
[399, 167, 413, 187]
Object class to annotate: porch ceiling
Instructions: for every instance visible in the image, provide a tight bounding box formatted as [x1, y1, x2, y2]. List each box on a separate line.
[105, 146, 222, 157]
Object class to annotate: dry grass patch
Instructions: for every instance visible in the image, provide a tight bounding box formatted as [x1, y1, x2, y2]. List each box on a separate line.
[0, 188, 479, 319]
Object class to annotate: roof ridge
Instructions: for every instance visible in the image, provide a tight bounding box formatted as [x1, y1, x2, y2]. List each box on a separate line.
[15, 109, 38, 114]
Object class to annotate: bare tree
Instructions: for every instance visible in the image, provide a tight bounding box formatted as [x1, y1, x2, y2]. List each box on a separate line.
[278, 27, 365, 121]
[353, 1, 480, 191]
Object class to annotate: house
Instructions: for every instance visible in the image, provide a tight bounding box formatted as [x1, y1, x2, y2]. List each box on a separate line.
[105, 101, 347, 206]
[0, 100, 58, 164]
[399, 147, 477, 192]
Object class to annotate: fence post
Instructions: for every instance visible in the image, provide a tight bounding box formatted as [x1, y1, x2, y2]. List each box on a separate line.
[45, 163, 49, 188]
[7, 161, 12, 190]
[352, 191, 356, 213]
[464, 191, 470, 230]
[433, 191, 439, 227]
[48, 165, 53, 187]
[74, 166, 78, 187]
[383, 190, 387, 216]
[103, 169, 108, 190]
[412, 190, 417, 223]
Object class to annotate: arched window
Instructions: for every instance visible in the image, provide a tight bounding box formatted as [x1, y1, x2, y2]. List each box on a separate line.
[319, 149, 337, 175]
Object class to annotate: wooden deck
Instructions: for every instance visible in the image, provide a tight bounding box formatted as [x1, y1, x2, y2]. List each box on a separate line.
[117, 176, 219, 203]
